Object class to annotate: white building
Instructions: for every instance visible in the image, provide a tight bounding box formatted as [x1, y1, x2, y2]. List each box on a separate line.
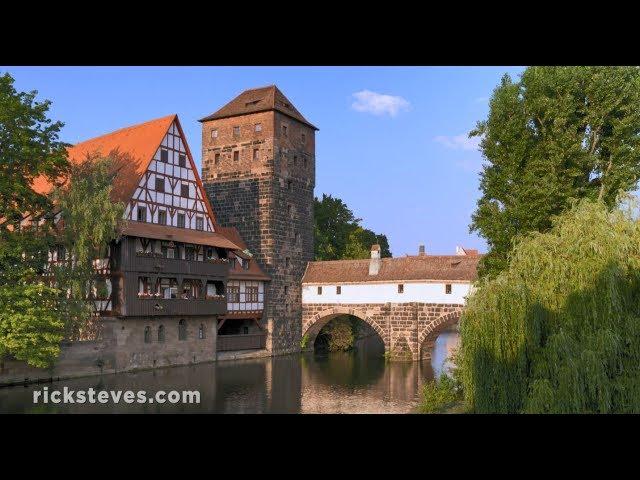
[302, 244, 480, 305]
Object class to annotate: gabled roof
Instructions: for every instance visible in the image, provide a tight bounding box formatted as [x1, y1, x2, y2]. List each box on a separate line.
[217, 226, 271, 281]
[121, 221, 241, 250]
[302, 255, 480, 284]
[31, 114, 220, 227]
[198, 85, 318, 130]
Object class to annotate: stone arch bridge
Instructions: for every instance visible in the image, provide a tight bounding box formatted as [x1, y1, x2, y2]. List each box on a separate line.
[301, 303, 463, 361]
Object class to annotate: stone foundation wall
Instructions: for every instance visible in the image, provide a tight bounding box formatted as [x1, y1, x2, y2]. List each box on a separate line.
[302, 303, 463, 361]
[0, 316, 218, 387]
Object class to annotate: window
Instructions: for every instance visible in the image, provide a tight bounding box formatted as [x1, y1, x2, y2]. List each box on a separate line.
[181, 183, 189, 197]
[160, 149, 168, 162]
[303, 157, 308, 169]
[282, 124, 287, 136]
[284, 285, 289, 295]
[255, 123, 262, 132]
[155, 177, 165, 193]
[317, 286, 322, 295]
[196, 217, 204, 231]
[295, 232, 300, 244]
[233, 126, 240, 137]
[144, 326, 151, 344]
[160, 278, 178, 299]
[161, 241, 175, 259]
[211, 129, 218, 139]
[287, 180, 292, 190]
[177, 214, 186, 228]
[185, 245, 195, 261]
[293, 155, 297, 166]
[214, 153, 221, 164]
[253, 148, 259, 161]
[198, 324, 205, 340]
[301, 133, 306, 144]
[227, 286, 240, 303]
[178, 319, 187, 341]
[243, 326, 249, 334]
[137, 206, 147, 222]
[158, 210, 167, 225]
[336, 286, 341, 295]
[158, 325, 165, 343]
[233, 150, 239, 162]
[178, 154, 186, 168]
[138, 277, 151, 295]
[445, 284, 452, 294]
[285, 257, 290, 268]
[246, 286, 259, 302]
[398, 284, 404, 294]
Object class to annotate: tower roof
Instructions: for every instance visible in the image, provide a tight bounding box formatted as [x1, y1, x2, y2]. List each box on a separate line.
[199, 85, 318, 130]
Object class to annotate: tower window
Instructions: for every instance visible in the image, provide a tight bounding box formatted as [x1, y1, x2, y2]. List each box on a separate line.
[178, 319, 187, 341]
[177, 213, 185, 229]
[214, 153, 220, 164]
[445, 284, 452, 294]
[144, 326, 151, 344]
[211, 129, 218, 139]
[158, 325, 165, 343]
[253, 148, 259, 161]
[301, 133, 306, 144]
[137, 206, 147, 223]
[155, 177, 165, 193]
[158, 210, 167, 225]
[398, 284, 404, 294]
[284, 285, 288, 295]
[304, 157, 308, 168]
[282, 124, 287, 137]
[336, 286, 341, 295]
[233, 126, 240, 137]
[293, 155, 297, 166]
[317, 286, 322, 295]
[160, 149, 168, 162]
[196, 217, 204, 231]
[233, 151, 239, 162]
[181, 183, 189, 197]
[178, 154, 186, 168]
[287, 180, 292, 190]
[285, 257, 290, 268]
[255, 123, 262, 132]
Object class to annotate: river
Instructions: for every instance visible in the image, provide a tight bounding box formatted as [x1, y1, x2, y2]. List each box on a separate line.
[0, 331, 460, 414]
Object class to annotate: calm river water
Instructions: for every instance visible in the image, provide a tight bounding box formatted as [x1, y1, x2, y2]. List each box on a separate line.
[0, 331, 459, 414]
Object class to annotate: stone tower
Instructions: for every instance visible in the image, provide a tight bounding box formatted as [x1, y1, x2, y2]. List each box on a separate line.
[199, 86, 317, 355]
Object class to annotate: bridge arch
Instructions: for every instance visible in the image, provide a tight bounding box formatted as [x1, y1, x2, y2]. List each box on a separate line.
[418, 308, 462, 359]
[301, 306, 388, 353]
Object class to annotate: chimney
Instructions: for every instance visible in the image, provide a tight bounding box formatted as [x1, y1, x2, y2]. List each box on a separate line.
[369, 244, 381, 275]
[418, 244, 425, 256]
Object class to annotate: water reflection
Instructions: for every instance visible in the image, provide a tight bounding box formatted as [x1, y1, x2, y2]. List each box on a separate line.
[0, 331, 460, 414]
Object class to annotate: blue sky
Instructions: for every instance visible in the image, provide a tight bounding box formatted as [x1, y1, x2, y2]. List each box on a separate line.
[3, 66, 525, 256]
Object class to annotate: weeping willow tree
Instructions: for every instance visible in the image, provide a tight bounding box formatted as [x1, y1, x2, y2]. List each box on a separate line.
[460, 198, 640, 413]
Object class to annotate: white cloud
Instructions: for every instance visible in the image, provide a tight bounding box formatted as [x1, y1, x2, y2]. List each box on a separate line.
[351, 90, 410, 117]
[434, 133, 481, 151]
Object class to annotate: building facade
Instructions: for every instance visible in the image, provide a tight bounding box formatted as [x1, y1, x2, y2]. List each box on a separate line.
[200, 86, 317, 355]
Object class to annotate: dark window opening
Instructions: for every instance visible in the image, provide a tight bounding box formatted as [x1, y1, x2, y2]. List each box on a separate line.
[301, 133, 306, 143]
[287, 180, 292, 190]
[398, 284, 404, 294]
[160, 149, 168, 162]
[178, 154, 186, 168]
[253, 148, 259, 161]
[177, 213, 186, 229]
[243, 326, 249, 335]
[137, 207, 147, 222]
[155, 177, 165, 193]
[214, 153, 221, 164]
[181, 183, 189, 197]
[158, 325, 165, 343]
[178, 319, 187, 341]
[293, 155, 297, 166]
[144, 326, 151, 343]
[196, 217, 204, 231]
[445, 284, 452, 294]
[158, 210, 167, 225]
[336, 286, 341, 295]
[282, 125, 287, 136]
[318, 286, 322, 295]
[233, 150, 239, 162]
[285, 257, 290, 268]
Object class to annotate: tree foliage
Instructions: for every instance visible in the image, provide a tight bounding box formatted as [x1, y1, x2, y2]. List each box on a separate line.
[471, 67, 640, 278]
[0, 72, 69, 229]
[460, 199, 640, 413]
[314, 193, 391, 260]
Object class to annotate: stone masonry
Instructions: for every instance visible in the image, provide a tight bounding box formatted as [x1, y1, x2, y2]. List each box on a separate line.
[302, 303, 463, 361]
[201, 100, 316, 355]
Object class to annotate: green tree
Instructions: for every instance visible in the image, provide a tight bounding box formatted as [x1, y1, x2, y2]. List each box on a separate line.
[459, 198, 640, 413]
[314, 193, 391, 260]
[471, 66, 640, 277]
[0, 72, 69, 229]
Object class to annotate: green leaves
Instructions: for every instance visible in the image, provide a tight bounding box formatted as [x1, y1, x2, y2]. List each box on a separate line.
[314, 193, 392, 260]
[472, 66, 640, 279]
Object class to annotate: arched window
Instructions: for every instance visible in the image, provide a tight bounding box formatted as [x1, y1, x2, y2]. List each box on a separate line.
[158, 325, 165, 343]
[198, 323, 205, 340]
[144, 326, 151, 343]
[178, 319, 187, 341]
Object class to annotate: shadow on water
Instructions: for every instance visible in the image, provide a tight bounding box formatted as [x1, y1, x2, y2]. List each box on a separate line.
[0, 331, 460, 414]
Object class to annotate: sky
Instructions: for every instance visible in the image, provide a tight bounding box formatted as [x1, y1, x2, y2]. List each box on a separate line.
[2, 66, 526, 256]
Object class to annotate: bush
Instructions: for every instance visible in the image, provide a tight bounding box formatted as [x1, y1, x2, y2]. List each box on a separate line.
[460, 199, 640, 413]
[418, 374, 460, 413]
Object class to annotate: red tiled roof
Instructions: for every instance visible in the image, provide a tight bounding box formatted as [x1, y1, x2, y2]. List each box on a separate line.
[302, 255, 480, 284]
[217, 226, 270, 281]
[198, 85, 318, 130]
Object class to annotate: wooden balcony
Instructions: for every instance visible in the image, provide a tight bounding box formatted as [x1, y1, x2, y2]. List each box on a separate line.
[124, 297, 227, 317]
[127, 253, 229, 278]
[217, 333, 266, 351]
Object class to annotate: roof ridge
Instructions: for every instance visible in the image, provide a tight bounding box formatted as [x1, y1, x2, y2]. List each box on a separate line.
[72, 114, 176, 147]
